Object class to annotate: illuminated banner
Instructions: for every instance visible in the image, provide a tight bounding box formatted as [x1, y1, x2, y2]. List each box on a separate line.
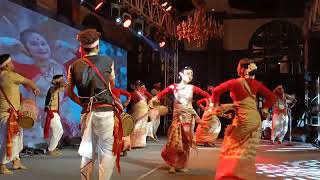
[0, 0, 127, 147]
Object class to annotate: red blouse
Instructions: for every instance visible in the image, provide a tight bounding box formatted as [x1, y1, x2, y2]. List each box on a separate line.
[112, 88, 131, 100]
[212, 78, 275, 109]
[130, 88, 152, 103]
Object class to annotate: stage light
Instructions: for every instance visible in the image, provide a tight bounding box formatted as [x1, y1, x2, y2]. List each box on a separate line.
[159, 41, 165, 47]
[134, 17, 145, 36]
[122, 12, 132, 28]
[95, 1, 104, 11]
[115, 17, 122, 24]
[161, 2, 168, 7]
[137, 30, 143, 36]
[166, 6, 172, 11]
[123, 19, 131, 28]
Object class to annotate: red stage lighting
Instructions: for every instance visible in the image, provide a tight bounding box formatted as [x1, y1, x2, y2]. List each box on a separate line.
[95, 1, 104, 11]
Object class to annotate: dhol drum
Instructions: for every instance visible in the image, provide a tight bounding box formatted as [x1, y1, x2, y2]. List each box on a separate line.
[121, 112, 134, 136]
[18, 98, 38, 129]
[306, 116, 320, 126]
[157, 105, 169, 116]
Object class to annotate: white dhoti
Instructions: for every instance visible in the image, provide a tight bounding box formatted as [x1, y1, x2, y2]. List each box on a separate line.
[47, 113, 63, 151]
[0, 116, 23, 164]
[79, 111, 115, 180]
[147, 108, 160, 139]
[271, 113, 288, 142]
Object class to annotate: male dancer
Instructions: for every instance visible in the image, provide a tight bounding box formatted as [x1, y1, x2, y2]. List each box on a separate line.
[44, 75, 66, 156]
[67, 29, 122, 180]
[0, 54, 40, 174]
[271, 85, 296, 144]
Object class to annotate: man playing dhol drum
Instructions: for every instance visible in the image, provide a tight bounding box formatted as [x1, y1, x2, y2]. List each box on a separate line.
[67, 29, 123, 180]
[0, 54, 40, 175]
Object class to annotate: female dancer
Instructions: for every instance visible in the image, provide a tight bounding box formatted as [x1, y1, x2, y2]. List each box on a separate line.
[212, 58, 275, 179]
[130, 80, 152, 148]
[151, 66, 210, 173]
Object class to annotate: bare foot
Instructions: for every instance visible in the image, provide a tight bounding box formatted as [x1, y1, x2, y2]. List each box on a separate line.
[176, 168, 189, 172]
[0, 165, 13, 175]
[12, 160, 28, 170]
[48, 149, 62, 157]
[168, 167, 176, 174]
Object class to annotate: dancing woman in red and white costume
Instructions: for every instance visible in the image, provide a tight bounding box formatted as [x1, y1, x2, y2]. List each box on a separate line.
[212, 58, 275, 180]
[130, 80, 152, 148]
[151, 66, 210, 173]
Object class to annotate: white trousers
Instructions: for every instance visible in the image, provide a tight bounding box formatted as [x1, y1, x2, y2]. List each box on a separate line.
[0, 116, 23, 164]
[79, 111, 115, 180]
[48, 113, 64, 151]
[271, 113, 288, 142]
[146, 117, 160, 139]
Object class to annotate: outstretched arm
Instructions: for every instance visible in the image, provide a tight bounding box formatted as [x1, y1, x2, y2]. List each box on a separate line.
[193, 86, 210, 98]
[119, 89, 131, 107]
[212, 80, 234, 105]
[144, 89, 153, 101]
[156, 84, 174, 100]
[257, 81, 276, 109]
[17, 75, 40, 96]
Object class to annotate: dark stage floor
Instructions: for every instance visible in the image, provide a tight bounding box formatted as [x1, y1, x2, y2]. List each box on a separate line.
[1, 139, 320, 180]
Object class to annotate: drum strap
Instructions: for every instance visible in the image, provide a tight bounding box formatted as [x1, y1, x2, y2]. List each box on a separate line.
[0, 85, 20, 159]
[81, 57, 123, 173]
[82, 57, 123, 114]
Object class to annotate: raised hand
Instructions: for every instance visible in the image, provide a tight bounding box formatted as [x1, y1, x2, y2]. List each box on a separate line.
[33, 87, 40, 96]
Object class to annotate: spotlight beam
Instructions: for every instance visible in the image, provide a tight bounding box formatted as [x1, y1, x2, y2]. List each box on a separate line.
[95, 1, 104, 11]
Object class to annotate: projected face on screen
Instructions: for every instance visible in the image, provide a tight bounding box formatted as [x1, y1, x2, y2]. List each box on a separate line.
[20, 29, 51, 62]
[0, 0, 127, 147]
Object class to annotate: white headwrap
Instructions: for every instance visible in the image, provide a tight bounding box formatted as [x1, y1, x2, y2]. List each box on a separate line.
[0, 57, 11, 68]
[81, 39, 100, 48]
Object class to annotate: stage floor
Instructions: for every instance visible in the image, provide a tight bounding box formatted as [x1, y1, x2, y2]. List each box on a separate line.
[2, 139, 320, 180]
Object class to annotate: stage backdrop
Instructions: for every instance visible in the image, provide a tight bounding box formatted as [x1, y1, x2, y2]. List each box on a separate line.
[0, 0, 127, 147]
